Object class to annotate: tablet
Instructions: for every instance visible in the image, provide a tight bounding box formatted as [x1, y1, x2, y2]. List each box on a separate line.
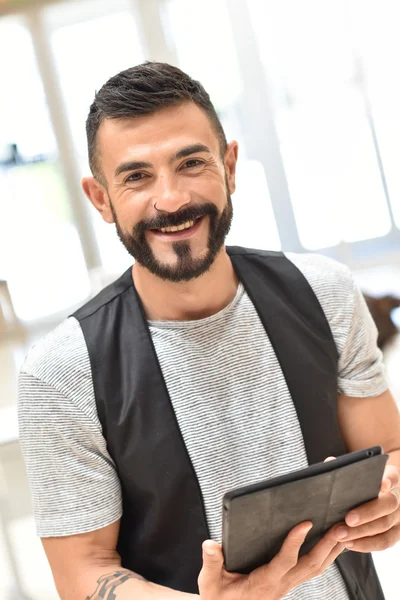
[222, 446, 388, 574]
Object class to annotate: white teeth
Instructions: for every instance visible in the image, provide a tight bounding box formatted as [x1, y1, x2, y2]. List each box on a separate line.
[160, 220, 195, 233]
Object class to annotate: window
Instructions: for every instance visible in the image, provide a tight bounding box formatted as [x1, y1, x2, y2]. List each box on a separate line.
[48, 0, 144, 272]
[351, 0, 400, 229]
[0, 17, 89, 321]
[249, 0, 392, 251]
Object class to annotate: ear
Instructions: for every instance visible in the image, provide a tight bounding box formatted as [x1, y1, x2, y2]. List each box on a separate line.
[224, 141, 239, 195]
[82, 177, 115, 224]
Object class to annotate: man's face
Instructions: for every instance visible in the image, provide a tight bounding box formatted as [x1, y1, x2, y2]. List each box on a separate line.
[93, 102, 237, 282]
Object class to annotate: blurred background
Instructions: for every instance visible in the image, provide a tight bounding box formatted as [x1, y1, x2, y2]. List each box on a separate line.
[0, 0, 399, 598]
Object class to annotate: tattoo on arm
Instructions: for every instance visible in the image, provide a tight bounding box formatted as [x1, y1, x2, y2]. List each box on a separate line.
[86, 570, 146, 600]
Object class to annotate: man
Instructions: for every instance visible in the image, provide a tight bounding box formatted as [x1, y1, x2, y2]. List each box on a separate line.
[18, 62, 400, 600]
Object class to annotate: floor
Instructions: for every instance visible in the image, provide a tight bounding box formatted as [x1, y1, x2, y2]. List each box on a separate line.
[0, 325, 399, 600]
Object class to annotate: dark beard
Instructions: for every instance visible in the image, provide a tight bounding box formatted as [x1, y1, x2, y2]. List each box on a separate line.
[110, 194, 233, 283]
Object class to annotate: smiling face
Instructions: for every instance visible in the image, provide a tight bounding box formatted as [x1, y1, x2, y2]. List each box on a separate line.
[82, 102, 238, 282]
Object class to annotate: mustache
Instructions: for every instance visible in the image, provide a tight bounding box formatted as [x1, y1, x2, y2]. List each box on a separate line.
[134, 203, 219, 234]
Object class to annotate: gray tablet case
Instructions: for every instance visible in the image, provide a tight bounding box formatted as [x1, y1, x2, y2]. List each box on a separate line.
[222, 447, 388, 573]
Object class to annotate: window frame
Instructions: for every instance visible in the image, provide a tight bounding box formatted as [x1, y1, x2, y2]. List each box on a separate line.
[2, 0, 399, 281]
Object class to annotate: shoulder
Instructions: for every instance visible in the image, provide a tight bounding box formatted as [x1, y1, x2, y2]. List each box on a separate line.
[22, 316, 88, 381]
[284, 252, 356, 336]
[285, 252, 355, 304]
[285, 252, 353, 295]
[20, 317, 94, 415]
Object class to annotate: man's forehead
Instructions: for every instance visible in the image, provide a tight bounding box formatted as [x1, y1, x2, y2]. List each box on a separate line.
[98, 102, 219, 162]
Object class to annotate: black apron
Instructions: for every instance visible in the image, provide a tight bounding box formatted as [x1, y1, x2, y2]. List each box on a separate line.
[73, 246, 384, 599]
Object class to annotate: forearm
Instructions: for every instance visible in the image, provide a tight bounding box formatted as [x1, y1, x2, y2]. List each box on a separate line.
[62, 565, 199, 600]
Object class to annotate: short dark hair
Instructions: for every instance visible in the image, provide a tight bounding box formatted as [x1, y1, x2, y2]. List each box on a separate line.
[86, 61, 228, 184]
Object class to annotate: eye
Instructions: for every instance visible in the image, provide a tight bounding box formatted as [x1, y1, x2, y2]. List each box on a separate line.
[125, 172, 146, 183]
[182, 158, 204, 169]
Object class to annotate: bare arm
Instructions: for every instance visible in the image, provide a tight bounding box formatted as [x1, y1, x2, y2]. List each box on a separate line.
[338, 388, 400, 464]
[42, 515, 347, 600]
[42, 520, 198, 600]
[335, 388, 400, 552]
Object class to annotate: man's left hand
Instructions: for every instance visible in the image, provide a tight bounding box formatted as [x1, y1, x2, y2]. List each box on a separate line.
[334, 464, 400, 552]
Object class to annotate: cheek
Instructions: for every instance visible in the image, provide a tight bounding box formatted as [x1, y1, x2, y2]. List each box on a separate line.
[186, 175, 227, 203]
[113, 194, 147, 230]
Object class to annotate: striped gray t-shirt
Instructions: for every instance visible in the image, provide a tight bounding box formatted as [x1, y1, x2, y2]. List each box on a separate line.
[18, 252, 388, 600]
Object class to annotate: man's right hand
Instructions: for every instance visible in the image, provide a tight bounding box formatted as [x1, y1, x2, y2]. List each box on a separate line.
[198, 522, 345, 600]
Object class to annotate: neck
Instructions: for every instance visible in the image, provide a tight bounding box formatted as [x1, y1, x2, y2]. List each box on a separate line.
[132, 247, 239, 321]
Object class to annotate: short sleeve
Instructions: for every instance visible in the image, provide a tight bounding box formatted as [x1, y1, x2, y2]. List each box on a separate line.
[286, 252, 389, 399]
[17, 318, 122, 537]
[337, 279, 389, 398]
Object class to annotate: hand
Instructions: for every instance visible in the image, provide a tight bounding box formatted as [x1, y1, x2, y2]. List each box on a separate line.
[198, 522, 345, 600]
[334, 463, 400, 552]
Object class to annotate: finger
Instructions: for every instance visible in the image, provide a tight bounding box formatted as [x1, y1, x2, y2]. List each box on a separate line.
[324, 457, 336, 462]
[335, 512, 398, 542]
[319, 543, 346, 572]
[294, 528, 341, 574]
[380, 465, 400, 493]
[345, 492, 400, 527]
[269, 522, 313, 575]
[343, 523, 400, 553]
[198, 541, 224, 593]
[293, 543, 345, 587]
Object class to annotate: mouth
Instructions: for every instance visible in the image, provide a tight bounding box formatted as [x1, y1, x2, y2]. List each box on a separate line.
[149, 216, 205, 241]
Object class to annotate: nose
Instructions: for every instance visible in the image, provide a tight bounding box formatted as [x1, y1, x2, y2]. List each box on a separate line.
[153, 173, 191, 213]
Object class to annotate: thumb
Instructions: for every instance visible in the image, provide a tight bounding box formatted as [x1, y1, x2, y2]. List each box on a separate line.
[199, 541, 224, 595]
[198, 540, 224, 598]
[202, 540, 224, 572]
[324, 456, 336, 463]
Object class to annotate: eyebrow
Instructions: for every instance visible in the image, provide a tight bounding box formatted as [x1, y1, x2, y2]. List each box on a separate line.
[174, 143, 211, 161]
[114, 143, 212, 178]
[114, 160, 152, 178]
